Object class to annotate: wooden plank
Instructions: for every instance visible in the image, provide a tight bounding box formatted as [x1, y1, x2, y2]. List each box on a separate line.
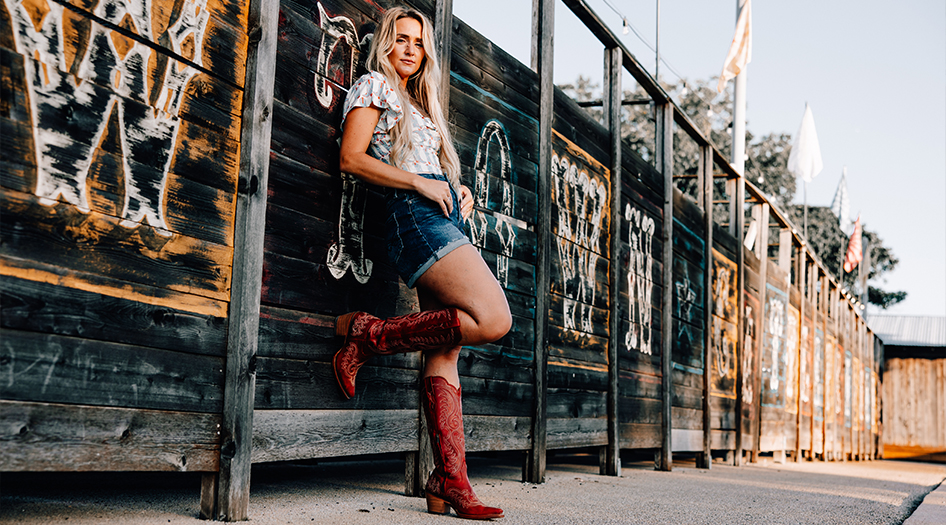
[605, 45, 622, 478]
[0, 254, 228, 318]
[254, 357, 418, 410]
[464, 415, 532, 452]
[1, 274, 226, 357]
[526, 0, 553, 484]
[655, 102, 673, 471]
[214, 0, 278, 519]
[251, 409, 418, 463]
[733, 170, 746, 466]
[547, 417, 607, 450]
[0, 328, 224, 412]
[619, 422, 661, 449]
[0, 187, 233, 302]
[700, 144, 713, 468]
[0, 400, 219, 472]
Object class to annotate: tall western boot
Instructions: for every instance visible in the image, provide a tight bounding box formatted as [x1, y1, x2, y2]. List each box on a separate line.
[423, 376, 504, 520]
[333, 308, 462, 399]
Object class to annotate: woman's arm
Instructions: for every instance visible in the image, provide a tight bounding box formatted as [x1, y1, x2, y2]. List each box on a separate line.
[340, 106, 454, 216]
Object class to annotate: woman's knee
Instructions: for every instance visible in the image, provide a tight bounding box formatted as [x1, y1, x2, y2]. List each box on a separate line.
[476, 306, 512, 343]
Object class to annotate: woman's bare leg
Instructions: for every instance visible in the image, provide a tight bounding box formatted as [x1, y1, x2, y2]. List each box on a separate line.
[415, 244, 511, 388]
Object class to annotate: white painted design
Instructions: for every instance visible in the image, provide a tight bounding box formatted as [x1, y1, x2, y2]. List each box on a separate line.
[713, 316, 733, 378]
[470, 120, 516, 287]
[743, 303, 755, 402]
[675, 275, 695, 344]
[765, 294, 786, 394]
[326, 173, 373, 283]
[315, 3, 377, 283]
[625, 204, 654, 354]
[313, 2, 371, 109]
[551, 153, 607, 333]
[6, 0, 209, 237]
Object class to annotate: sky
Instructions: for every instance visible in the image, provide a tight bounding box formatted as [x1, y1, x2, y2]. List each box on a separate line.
[454, 0, 946, 319]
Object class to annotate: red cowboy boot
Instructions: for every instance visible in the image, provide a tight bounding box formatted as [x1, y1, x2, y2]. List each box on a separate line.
[333, 309, 462, 399]
[423, 376, 504, 520]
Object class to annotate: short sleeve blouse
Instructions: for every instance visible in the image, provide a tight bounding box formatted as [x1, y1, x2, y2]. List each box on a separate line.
[341, 72, 443, 175]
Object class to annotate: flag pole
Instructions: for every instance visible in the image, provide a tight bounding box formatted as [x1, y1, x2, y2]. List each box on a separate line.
[803, 180, 808, 240]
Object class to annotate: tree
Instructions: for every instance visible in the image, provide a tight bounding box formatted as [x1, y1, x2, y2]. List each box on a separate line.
[786, 206, 906, 308]
[559, 75, 906, 309]
[559, 77, 796, 209]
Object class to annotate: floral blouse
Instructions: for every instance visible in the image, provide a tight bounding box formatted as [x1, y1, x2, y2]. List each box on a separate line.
[341, 71, 443, 175]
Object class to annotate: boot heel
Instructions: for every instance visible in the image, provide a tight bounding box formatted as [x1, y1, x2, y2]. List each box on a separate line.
[336, 312, 357, 338]
[426, 493, 449, 515]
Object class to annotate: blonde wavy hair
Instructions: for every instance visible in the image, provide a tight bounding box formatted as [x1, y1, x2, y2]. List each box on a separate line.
[365, 7, 461, 192]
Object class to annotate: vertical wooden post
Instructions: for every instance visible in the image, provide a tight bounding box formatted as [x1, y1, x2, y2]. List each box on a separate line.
[433, 0, 454, 109]
[820, 272, 828, 462]
[778, 228, 791, 273]
[526, 0, 553, 484]
[794, 245, 804, 462]
[699, 146, 714, 469]
[733, 173, 745, 466]
[753, 203, 769, 462]
[604, 45, 623, 477]
[808, 263, 816, 460]
[655, 102, 673, 472]
[212, 0, 279, 520]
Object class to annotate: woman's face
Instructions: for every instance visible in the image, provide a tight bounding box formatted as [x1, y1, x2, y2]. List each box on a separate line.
[388, 17, 425, 86]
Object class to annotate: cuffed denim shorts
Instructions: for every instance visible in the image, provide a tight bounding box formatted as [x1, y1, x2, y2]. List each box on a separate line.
[385, 173, 470, 288]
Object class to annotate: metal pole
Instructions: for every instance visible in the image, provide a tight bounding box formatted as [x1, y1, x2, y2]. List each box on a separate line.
[655, 0, 660, 84]
[731, 0, 748, 467]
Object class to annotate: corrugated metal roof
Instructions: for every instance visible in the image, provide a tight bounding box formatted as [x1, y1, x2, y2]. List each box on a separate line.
[868, 315, 946, 348]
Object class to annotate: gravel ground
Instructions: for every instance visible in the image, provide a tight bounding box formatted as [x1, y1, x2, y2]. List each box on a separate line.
[2, 455, 943, 524]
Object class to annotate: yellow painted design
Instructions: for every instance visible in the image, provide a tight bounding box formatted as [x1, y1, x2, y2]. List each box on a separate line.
[551, 129, 610, 174]
[1, 256, 227, 317]
[21, 0, 50, 33]
[548, 357, 608, 373]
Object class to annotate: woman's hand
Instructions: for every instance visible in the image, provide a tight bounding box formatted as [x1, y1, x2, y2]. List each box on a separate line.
[459, 185, 474, 221]
[415, 176, 454, 217]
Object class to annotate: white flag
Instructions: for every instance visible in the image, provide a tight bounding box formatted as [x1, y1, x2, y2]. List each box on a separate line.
[787, 104, 823, 183]
[830, 167, 852, 233]
[717, 0, 752, 93]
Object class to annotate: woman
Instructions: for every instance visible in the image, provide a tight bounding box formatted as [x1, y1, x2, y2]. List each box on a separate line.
[334, 6, 511, 521]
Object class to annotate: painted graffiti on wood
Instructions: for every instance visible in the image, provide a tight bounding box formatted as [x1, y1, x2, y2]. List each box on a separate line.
[743, 293, 758, 404]
[550, 132, 609, 333]
[711, 250, 738, 398]
[469, 120, 517, 287]
[785, 304, 799, 413]
[4, 0, 210, 235]
[761, 284, 787, 408]
[315, 2, 375, 284]
[625, 203, 654, 354]
[312, 2, 369, 109]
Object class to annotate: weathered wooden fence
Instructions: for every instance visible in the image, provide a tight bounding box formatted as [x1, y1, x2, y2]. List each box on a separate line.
[1, 0, 883, 520]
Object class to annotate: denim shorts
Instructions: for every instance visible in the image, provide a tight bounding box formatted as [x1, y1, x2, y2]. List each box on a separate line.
[385, 173, 470, 288]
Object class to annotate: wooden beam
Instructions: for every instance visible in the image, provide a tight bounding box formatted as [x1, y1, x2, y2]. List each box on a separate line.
[699, 145, 714, 469]
[795, 245, 804, 462]
[214, 0, 279, 520]
[526, 0, 554, 484]
[604, 45, 622, 477]
[434, 0, 454, 110]
[733, 172, 745, 466]
[655, 102, 674, 472]
[753, 203, 769, 463]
